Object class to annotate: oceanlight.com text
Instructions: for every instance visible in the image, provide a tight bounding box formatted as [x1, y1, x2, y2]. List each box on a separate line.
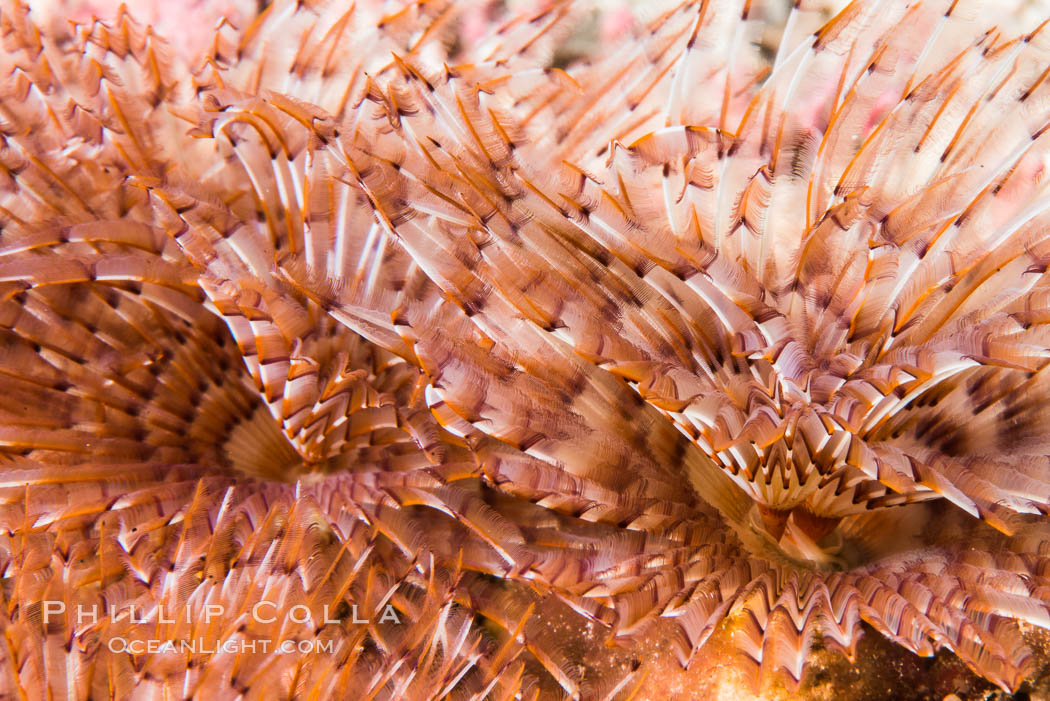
[106, 638, 336, 655]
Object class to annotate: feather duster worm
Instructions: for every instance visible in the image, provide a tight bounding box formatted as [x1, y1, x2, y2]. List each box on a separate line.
[3, 0, 1050, 698]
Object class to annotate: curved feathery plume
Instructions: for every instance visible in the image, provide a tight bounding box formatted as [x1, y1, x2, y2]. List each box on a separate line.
[2, 0, 1050, 698]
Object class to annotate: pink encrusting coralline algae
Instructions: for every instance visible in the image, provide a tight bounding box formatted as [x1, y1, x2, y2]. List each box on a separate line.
[5, 1, 1050, 699]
